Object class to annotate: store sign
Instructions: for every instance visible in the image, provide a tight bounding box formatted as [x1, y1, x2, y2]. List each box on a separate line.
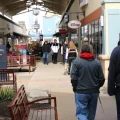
[34, 24, 40, 29]
[79, 0, 88, 8]
[68, 20, 81, 29]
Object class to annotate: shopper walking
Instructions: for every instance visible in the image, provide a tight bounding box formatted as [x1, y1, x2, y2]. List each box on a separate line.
[61, 41, 68, 64]
[71, 44, 105, 120]
[108, 41, 120, 120]
[51, 39, 59, 64]
[66, 41, 77, 74]
[83, 37, 93, 53]
[6, 41, 11, 54]
[42, 41, 50, 65]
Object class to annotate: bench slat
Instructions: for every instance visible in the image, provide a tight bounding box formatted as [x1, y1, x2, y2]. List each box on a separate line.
[28, 108, 55, 120]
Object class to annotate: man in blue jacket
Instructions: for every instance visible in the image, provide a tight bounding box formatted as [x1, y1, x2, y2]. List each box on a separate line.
[108, 41, 120, 120]
[71, 44, 105, 120]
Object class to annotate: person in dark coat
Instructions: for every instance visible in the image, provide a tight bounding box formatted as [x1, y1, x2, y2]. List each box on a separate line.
[71, 44, 105, 120]
[108, 41, 120, 120]
[6, 41, 11, 54]
[42, 41, 50, 65]
[61, 41, 68, 64]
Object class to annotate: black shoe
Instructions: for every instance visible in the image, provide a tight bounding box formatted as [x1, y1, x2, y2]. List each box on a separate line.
[68, 72, 70, 75]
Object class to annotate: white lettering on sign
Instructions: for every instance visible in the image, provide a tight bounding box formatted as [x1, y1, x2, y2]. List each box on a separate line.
[80, 0, 88, 8]
[68, 20, 81, 29]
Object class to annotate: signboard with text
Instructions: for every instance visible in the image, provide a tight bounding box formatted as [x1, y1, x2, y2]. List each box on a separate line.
[79, 0, 88, 8]
[68, 20, 81, 29]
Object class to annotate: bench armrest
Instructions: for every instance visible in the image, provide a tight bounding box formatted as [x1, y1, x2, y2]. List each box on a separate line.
[13, 74, 17, 84]
[28, 97, 57, 107]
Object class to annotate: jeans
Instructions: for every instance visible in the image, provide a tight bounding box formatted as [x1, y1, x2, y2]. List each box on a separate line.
[43, 52, 49, 64]
[75, 93, 99, 120]
[63, 53, 66, 64]
[115, 91, 120, 120]
[68, 58, 75, 73]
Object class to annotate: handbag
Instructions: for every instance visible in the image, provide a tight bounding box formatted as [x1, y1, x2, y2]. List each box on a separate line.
[64, 62, 68, 71]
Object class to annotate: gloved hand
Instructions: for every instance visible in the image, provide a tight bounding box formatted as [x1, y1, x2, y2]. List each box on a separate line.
[73, 87, 76, 92]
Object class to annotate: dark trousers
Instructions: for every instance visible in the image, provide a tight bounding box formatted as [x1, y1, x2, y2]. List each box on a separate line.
[63, 53, 66, 64]
[53, 53, 58, 63]
[115, 91, 120, 120]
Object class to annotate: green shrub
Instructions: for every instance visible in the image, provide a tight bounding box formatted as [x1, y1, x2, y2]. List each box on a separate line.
[0, 86, 15, 101]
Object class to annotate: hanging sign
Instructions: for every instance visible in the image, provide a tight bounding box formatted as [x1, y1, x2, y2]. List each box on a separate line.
[68, 20, 81, 29]
[79, 0, 88, 8]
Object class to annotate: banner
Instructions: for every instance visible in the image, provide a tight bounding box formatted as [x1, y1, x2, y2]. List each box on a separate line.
[80, 0, 88, 8]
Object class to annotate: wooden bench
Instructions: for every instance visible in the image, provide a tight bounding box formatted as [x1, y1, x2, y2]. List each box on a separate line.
[7, 55, 36, 72]
[8, 85, 58, 120]
[0, 69, 17, 93]
[7, 55, 31, 72]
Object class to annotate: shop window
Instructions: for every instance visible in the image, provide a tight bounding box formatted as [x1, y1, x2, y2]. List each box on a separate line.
[81, 19, 102, 57]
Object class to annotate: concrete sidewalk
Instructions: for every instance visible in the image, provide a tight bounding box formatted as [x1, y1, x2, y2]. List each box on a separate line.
[17, 62, 117, 120]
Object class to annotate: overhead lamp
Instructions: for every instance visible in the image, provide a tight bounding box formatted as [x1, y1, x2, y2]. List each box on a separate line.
[26, 0, 32, 7]
[33, 8, 39, 16]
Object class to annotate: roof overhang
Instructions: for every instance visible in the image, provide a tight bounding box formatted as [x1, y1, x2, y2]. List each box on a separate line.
[59, 0, 75, 25]
[0, 0, 70, 16]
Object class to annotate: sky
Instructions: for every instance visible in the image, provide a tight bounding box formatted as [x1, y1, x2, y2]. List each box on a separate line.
[13, 8, 46, 33]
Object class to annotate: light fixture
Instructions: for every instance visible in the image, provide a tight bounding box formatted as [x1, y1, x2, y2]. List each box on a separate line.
[33, 8, 39, 16]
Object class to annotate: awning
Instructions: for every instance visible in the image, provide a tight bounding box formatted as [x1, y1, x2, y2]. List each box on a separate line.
[53, 28, 77, 37]
[13, 32, 28, 37]
[53, 29, 68, 37]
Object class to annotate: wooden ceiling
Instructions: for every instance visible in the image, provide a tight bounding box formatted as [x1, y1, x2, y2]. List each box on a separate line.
[0, 0, 70, 16]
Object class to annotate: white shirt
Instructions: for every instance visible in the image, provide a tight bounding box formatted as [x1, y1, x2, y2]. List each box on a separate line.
[51, 43, 59, 53]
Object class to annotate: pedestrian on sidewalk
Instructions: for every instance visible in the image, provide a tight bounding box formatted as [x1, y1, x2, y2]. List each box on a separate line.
[61, 41, 68, 64]
[108, 40, 120, 120]
[71, 44, 105, 120]
[42, 41, 50, 65]
[51, 39, 59, 64]
[66, 41, 77, 74]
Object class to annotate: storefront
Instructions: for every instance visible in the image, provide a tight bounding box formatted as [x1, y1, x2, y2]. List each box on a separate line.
[60, 0, 120, 78]
[81, 18, 103, 56]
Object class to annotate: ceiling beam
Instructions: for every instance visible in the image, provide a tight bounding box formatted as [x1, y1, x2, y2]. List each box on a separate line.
[6, 5, 26, 13]
[0, 0, 69, 16]
[0, 1, 25, 7]
[9, 7, 26, 15]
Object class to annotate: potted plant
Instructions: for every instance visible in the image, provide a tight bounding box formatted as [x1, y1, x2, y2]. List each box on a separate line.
[0, 86, 15, 119]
